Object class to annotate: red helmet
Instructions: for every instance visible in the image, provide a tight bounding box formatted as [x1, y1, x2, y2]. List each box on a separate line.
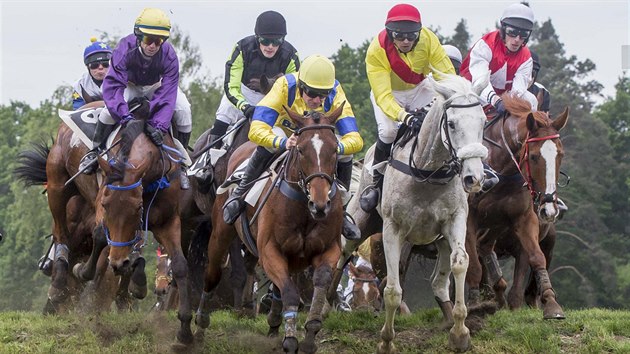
[385, 4, 422, 32]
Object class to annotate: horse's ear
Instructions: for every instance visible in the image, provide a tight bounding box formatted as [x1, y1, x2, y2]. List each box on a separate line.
[552, 107, 570, 132]
[471, 72, 490, 97]
[526, 112, 538, 132]
[283, 106, 305, 129]
[348, 262, 357, 277]
[260, 75, 271, 94]
[432, 76, 456, 100]
[325, 101, 346, 125]
[97, 156, 112, 175]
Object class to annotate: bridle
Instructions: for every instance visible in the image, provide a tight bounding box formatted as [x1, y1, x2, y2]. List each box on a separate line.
[500, 117, 562, 208]
[283, 124, 338, 199]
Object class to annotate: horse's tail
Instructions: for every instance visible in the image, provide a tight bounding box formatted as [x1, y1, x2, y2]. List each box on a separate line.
[14, 140, 51, 186]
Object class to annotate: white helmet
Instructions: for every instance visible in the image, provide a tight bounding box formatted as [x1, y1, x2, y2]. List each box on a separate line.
[442, 45, 462, 64]
[500, 3, 534, 31]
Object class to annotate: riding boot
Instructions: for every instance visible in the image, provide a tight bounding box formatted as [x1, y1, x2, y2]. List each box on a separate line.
[481, 165, 500, 193]
[196, 120, 230, 193]
[223, 146, 274, 225]
[79, 120, 111, 175]
[176, 131, 191, 190]
[195, 133, 222, 194]
[359, 138, 392, 212]
[557, 198, 568, 220]
[336, 160, 361, 240]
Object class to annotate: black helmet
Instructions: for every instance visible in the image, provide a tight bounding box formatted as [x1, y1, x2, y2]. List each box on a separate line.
[530, 51, 541, 72]
[255, 11, 287, 39]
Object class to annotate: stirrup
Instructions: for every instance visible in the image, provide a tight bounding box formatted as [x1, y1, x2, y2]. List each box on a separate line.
[481, 168, 499, 193]
[359, 184, 380, 212]
[342, 212, 361, 241]
[223, 196, 245, 225]
[180, 170, 190, 190]
[195, 167, 214, 194]
[79, 150, 99, 175]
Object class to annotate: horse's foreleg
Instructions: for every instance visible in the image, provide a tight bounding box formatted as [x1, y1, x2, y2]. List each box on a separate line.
[507, 248, 530, 309]
[377, 224, 402, 354]
[227, 238, 247, 311]
[445, 215, 471, 352]
[74, 224, 108, 281]
[195, 221, 236, 332]
[516, 214, 564, 320]
[301, 264, 331, 354]
[464, 218, 483, 306]
[46, 183, 73, 302]
[128, 251, 147, 299]
[431, 238, 454, 327]
[156, 217, 193, 345]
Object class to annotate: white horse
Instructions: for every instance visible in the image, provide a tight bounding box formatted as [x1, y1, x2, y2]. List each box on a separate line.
[349, 74, 488, 353]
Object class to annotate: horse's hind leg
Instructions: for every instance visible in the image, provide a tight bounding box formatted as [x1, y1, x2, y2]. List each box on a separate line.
[266, 284, 283, 337]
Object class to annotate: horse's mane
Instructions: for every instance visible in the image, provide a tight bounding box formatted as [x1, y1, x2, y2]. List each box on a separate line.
[503, 94, 550, 127]
[435, 74, 477, 96]
[106, 120, 146, 184]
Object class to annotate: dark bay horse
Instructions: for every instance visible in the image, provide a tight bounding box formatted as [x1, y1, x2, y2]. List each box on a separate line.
[195, 105, 346, 353]
[465, 95, 569, 320]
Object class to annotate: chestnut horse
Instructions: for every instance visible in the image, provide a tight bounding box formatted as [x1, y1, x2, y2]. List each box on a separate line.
[465, 95, 569, 320]
[15, 103, 142, 313]
[90, 118, 193, 344]
[195, 105, 346, 353]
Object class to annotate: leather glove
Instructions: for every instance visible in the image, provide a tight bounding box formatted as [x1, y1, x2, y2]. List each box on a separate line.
[494, 99, 506, 115]
[119, 114, 134, 127]
[241, 104, 256, 119]
[145, 124, 163, 147]
[402, 110, 426, 131]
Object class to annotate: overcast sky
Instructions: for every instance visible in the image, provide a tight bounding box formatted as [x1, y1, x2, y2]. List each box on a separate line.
[0, 0, 628, 107]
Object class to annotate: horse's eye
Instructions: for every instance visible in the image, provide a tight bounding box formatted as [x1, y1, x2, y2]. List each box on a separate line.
[530, 155, 539, 162]
[448, 121, 455, 129]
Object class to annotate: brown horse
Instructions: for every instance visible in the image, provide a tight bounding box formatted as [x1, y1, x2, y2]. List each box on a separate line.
[195, 105, 346, 353]
[15, 103, 137, 313]
[347, 262, 381, 313]
[91, 118, 193, 344]
[466, 95, 569, 319]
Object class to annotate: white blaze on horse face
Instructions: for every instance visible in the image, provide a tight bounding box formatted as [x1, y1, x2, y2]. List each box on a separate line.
[311, 133, 324, 171]
[362, 282, 370, 299]
[540, 140, 558, 196]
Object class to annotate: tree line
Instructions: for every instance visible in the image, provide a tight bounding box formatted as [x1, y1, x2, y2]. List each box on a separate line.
[0, 18, 628, 311]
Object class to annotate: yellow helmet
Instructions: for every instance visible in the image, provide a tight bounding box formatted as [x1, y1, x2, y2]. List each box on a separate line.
[298, 55, 336, 91]
[134, 8, 171, 38]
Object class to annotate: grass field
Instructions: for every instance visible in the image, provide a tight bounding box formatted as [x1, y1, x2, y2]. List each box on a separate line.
[2, 306, 630, 353]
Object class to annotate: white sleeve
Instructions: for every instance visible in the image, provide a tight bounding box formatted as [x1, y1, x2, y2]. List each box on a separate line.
[468, 40, 496, 105]
[512, 57, 533, 97]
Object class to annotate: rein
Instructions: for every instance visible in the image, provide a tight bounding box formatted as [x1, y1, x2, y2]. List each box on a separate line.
[393, 96, 481, 184]
[500, 117, 561, 206]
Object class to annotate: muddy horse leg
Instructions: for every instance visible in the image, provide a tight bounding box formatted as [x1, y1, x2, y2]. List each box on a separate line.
[377, 224, 403, 354]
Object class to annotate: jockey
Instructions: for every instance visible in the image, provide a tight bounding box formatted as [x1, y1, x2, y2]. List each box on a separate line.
[359, 3, 455, 212]
[460, 3, 539, 115]
[78, 8, 193, 189]
[195, 10, 300, 192]
[222, 55, 364, 240]
[528, 50, 550, 113]
[442, 44, 463, 75]
[72, 38, 112, 109]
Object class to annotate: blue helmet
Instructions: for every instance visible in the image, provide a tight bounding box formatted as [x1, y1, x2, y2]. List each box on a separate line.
[83, 37, 112, 65]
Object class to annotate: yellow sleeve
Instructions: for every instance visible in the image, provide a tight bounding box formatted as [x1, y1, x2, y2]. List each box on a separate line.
[248, 77, 290, 149]
[365, 37, 404, 122]
[331, 85, 363, 155]
[225, 44, 247, 110]
[426, 30, 456, 79]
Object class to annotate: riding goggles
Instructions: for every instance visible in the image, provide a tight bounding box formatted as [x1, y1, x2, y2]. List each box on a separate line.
[257, 36, 284, 47]
[391, 31, 420, 42]
[89, 61, 110, 69]
[141, 35, 167, 46]
[505, 27, 531, 39]
[300, 84, 330, 99]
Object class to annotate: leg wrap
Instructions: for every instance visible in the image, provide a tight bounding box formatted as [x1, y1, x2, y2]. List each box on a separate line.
[482, 252, 503, 286]
[535, 269, 554, 296]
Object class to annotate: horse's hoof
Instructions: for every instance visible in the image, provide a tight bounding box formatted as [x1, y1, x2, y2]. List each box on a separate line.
[448, 329, 471, 352]
[177, 329, 194, 345]
[47, 286, 68, 303]
[377, 341, 396, 354]
[129, 283, 147, 299]
[193, 329, 205, 342]
[72, 263, 84, 280]
[543, 297, 565, 320]
[267, 326, 280, 337]
[282, 336, 299, 353]
[195, 312, 210, 329]
[170, 341, 191, 353]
